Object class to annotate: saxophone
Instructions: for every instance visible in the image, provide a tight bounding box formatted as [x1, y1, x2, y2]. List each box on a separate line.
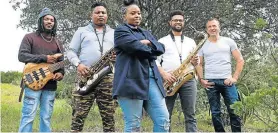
[164, 32, 208, 96]
[76, 48, 115, 95]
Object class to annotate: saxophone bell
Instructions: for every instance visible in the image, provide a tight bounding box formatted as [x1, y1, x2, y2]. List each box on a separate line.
[75, 48, 115, 95]
[76, 66, 112, 95]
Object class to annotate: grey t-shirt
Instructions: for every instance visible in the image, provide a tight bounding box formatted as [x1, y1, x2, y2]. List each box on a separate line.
[198, 36, 238, 79]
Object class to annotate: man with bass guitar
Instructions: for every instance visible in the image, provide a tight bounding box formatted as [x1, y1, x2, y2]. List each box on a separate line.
[17, 8, 64, 132]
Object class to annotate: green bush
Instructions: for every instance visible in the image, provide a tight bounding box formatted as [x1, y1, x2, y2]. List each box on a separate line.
[232, 76, 278, 131]
[1, 71, 22, 85]
[56, 71, 76, 99]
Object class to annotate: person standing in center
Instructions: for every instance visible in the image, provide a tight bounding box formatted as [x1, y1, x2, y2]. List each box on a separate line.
[156, 10, 198, 132]
[66, 2, 115, 132]
[112, 0, 170, 132]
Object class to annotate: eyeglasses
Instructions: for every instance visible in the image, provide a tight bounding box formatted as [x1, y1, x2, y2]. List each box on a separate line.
[171, 19, 184, 23]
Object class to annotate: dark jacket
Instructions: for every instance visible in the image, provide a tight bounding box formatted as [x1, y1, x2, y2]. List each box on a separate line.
[112, 23, 166, 100]
[18, 32, 64, 91]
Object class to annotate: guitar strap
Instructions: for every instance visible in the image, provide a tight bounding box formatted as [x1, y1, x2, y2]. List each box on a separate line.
[18, 78, 25, 102]
[54, 37, 63, 53]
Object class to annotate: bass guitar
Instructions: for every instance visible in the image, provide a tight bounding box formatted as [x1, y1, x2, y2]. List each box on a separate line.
[22, 54, 68, 90]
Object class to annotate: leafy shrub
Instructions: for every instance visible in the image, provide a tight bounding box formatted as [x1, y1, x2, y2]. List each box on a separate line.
[232, 76, 278, 131]
[1, 71, 22, 85]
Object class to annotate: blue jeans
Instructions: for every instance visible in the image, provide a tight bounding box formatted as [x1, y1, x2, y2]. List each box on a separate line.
[118, 68, 170, 132]
[166, 79, 197, 132]
[205, 79, 241, 132]
[19, 87, 56, 132]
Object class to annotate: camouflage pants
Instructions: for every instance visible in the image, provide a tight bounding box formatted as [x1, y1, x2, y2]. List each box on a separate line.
[71, 75, 116, 132]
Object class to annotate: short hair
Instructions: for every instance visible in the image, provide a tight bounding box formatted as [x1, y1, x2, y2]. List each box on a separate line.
[206, 17, 221, 28]
[207, 17, 219, 22]
[91, 1, 107, 11]
[169, 10, 184, 21]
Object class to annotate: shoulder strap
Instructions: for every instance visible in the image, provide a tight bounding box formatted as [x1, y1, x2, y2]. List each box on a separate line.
[169, 31, 184, 43]
[54, 37, 63, 53]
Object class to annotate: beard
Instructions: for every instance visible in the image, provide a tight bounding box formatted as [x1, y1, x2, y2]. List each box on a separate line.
[171, 25, 183, 32]
[42, 22, 54, 34]
[44, 28, 53, 34]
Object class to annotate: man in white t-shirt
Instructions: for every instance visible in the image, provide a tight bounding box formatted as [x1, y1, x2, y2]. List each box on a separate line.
[156, 10, 198, 132]
[196, 18, 244, 132]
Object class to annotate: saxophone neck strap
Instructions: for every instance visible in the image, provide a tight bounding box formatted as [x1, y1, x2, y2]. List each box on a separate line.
[92, 23, 106, 56]
[169, 31, 184, 43]
[169, 31, 184, 64]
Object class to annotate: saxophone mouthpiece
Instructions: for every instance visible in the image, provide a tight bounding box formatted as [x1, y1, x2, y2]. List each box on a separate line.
[196, 32, 206, 40]
[189, 25, 207, 40]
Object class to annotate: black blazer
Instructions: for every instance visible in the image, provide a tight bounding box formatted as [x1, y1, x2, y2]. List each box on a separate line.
[112, 23, 166, 100]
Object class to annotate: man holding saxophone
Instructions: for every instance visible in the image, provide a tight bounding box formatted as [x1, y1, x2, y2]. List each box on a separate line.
[66, 2, 115, 132]
[156, 10, 199, 132]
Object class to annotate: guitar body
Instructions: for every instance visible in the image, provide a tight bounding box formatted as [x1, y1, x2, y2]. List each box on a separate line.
[23, 63, 54, 91]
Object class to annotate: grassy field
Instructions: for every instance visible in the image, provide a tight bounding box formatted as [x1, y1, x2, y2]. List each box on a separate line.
[1, 83, 266, 132]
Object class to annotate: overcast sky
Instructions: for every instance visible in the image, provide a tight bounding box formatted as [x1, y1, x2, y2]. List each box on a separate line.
[0, 0, 28, 72]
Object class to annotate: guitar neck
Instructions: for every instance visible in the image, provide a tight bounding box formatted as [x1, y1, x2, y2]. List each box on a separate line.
[49, 60, 69, 72]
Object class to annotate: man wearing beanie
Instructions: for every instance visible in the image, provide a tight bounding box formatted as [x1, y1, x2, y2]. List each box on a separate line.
[18, 7, 64, 132]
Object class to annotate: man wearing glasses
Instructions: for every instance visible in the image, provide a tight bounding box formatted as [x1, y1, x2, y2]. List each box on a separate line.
[156, 10, 199, 132]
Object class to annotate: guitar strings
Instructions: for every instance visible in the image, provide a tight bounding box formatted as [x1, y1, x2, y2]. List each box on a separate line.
[29, 63, 64, 79]
[28, 61, 68, 80]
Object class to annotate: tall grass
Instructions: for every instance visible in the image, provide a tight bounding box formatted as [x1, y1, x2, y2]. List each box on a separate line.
[1, 83, 268, 132]
[1, 84, 156, 132]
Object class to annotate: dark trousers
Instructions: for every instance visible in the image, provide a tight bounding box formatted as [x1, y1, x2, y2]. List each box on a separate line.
[166, 79, 197, 132]
[206, 79, 241, 132]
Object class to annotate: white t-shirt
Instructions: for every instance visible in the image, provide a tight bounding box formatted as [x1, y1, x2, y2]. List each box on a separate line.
[156, 34, 196, 72]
